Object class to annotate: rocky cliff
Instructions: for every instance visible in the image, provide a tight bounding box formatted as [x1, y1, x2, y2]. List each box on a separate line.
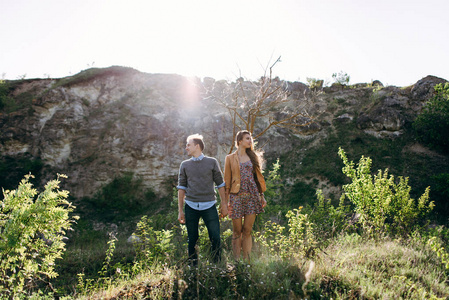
[0, 66, 447, 199]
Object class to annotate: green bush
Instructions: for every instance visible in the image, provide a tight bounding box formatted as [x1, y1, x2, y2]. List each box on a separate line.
[413, 82, 449, 153]
[308, 190, 350, 242]
[0, 156, 43, 193]
[306, 77, 324, 90]
[0, 80, 34, 113]
[285, 181, 317, 207]
[0, 174, 78, 297]
[254, 206, 316, 259]
[332, 71, 350, 85]
[338, 148, 434, 237]
[430, 173, 449, 219]
[83, 173, 158, 222]
[132, 215, 174, 267]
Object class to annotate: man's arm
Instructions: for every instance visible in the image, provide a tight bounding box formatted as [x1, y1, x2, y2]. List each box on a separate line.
[178, 189, 186, 224]
[177, 162, 187, 224]
[217, 186, 228, 218]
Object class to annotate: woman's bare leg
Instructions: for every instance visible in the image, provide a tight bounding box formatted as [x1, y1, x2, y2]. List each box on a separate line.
[241, 214, 256, 262]
[232, 218, 243, 260]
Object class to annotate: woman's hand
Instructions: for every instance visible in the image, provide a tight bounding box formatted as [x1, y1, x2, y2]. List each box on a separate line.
[220, 203, 229, 218]
[261, 194, 267, 208]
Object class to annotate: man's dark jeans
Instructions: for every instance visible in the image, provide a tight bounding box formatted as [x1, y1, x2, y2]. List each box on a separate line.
[185, 204, 221, 264]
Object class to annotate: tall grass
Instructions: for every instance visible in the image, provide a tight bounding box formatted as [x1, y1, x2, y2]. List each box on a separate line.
[68, 232, 449, 299]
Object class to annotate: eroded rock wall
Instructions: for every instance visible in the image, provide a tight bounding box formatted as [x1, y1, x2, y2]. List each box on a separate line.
[0, 67, 446, 198]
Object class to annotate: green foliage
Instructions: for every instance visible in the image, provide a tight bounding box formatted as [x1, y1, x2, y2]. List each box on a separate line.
[308, 190, 350, 242]
[338, 148, 434, 237]
[0, 174, 78, 297]
[254, 207, 316, 259]
[284, 181, 317, 206]
[427, 236, 449, 269]
[255, 159, 290, 227]
[332, 70, 350, 85]
[263, 158, 283, 200]
[306, 77, 324, 90]
[0, 79, 9, 111]
[414, 82, 449, 153]
[430, 173, 449, 219]
[83, 173, 158, 222]
[76, 233, 121, 295]
[132, 215, 174, 266]
[0, 80, 34, 113]
[98, 234, 118, 278]
[0, 156, 43, 193]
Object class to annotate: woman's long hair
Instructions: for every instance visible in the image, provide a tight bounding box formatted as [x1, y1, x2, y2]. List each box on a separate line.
[235, 130, 264, 175]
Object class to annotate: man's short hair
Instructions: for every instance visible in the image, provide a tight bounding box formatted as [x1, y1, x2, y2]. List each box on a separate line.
[187, 134, 205, 151]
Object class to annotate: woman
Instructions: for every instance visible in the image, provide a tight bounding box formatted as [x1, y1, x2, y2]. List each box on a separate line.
[224, 130, 267, 261]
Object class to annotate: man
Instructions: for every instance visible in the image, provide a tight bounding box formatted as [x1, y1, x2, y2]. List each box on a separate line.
[177, 134, 228, 265]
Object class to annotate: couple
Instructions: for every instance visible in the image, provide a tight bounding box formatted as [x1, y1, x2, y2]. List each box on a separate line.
[177, 130, 267, 265]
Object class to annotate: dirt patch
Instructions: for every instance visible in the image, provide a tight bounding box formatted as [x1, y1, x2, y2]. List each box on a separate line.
[404, 143, 445, 157]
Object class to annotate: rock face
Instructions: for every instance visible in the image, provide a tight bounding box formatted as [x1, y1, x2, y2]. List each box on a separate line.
[355, 76, 447, 138]
[0, 68, 447, 198]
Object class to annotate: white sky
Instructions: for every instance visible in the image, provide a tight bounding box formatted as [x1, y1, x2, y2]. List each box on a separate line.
[1, 0, 448, 86]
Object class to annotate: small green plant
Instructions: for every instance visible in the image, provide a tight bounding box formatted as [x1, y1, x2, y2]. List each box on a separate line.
[132, 215, 174, 266]
[309, 190, 350, 242]
[413, 82, 449, 153]
[254, 158, 289, 227]
[0, 174, 78, 297]
[306, 77, 324, 90]
[332, 71, 350, 85]
[76, 232, 121, 295]
[338, 148, 434, 237]
[255, 206, 316, 259]
[264, 158, 283, 200]
[427, 236, 449, 269]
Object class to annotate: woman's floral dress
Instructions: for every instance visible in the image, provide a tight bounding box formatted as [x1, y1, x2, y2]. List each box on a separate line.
[229, 160, 264, 219]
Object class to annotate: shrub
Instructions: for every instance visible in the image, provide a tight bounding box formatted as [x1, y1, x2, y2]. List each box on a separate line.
[413, 82, 449, 153]
[132, 216, 174, 267]
[309, 190, 350, 242]
[306, 77, 324, 90]
[332, 71, 350, 85]
[0, 174, 77, 297]
[0, 156, 43, 193]
[0, 80, 34, 113]
[338, 148, 434, 237]
[83, 173, 158, 222]
[430, 173, 449, 219]
[254, 206, 316, 259]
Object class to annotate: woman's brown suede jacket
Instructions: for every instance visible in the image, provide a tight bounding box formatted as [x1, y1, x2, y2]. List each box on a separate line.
[224, 151, 266, 195]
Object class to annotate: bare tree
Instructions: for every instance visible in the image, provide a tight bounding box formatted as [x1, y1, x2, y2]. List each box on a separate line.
[208, 56, 317, 154]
